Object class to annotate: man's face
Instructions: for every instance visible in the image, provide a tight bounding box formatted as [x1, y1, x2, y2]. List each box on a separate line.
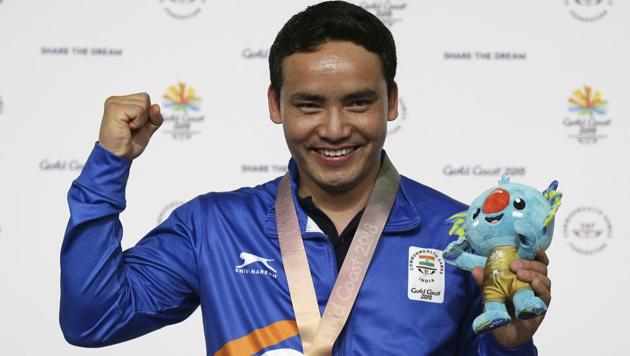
[268, 41, 398, 195]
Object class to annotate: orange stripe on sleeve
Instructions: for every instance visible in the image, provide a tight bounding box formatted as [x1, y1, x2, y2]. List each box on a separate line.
[214, 319, 299, 356]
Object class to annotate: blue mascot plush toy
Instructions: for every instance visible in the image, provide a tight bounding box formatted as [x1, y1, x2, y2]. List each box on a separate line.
[443, 177, 562, 334]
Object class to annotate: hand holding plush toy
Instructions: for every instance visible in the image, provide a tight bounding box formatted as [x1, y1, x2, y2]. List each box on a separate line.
[443, 177, 562, 334]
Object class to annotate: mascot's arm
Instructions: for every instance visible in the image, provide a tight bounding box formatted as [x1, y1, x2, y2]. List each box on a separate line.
[444, 240, 487, 271]
[450, 252, 487, 272]
[514, 220, 541, 260]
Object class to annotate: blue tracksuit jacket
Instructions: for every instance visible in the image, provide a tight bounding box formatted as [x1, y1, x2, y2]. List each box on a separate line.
[60, 144, 537, 355]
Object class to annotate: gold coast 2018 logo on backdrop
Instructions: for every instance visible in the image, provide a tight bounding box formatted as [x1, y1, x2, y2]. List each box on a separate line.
[162, 82, 204, 140]
[565, 0, 612, 22]
[563, 85, 611, 145]
[361, 0, 407, 28]
[160, 0, 206, 20]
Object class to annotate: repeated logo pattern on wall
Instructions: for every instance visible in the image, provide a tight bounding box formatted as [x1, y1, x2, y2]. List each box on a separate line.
[0, 1, 626, 355]
[563, 85, 611, 145]
[161, 0, 207, 20]
[361, 0, 407, 27]
[162, 82, 205, 140]
[242, 47, 269, 60]
[563, 206, 612, 255]
[565, 0, 613, 22]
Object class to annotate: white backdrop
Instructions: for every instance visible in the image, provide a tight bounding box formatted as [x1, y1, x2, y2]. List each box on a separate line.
[0, 0, 628, 355]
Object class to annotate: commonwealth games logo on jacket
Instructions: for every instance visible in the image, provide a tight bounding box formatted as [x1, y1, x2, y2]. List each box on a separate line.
[162, 82, 204, 140]
[408, 247, 445, 303]
[562, 85, 611, 145]
[409, 248, 444, 283]
[415, 253, 437, 276]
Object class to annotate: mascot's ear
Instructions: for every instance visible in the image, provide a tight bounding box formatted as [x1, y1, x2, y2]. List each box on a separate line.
[446, 211, 468, 238]
[542, 180, 563, 228]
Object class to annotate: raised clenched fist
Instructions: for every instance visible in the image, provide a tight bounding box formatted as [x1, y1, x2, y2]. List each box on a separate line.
[98, 92, 164, 160]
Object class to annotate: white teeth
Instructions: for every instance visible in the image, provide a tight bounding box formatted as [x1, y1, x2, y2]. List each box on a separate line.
[319, 148, 354, 157]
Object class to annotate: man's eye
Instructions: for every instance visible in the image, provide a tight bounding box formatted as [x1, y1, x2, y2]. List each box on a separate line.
[351, 100, 369, 107]
[296, 103, 320, 111]
[348, 100, 370, 111]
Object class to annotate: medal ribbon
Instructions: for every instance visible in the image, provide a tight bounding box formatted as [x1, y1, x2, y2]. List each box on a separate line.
[275, 154, 400, 355]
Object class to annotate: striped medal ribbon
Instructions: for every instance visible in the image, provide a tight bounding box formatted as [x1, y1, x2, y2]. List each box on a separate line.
[275, 154, 400, 356]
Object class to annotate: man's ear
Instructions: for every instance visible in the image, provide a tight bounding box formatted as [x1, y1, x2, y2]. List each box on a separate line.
[267, 85, 282, 124]
[387, 82, 399, 122]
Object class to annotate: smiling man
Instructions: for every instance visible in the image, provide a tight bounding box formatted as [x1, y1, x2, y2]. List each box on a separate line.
[60, 1, 551, 355]
[270, 40, 397, 236]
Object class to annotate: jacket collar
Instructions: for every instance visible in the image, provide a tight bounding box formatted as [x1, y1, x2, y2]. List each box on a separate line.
[264, 155, 421, 239]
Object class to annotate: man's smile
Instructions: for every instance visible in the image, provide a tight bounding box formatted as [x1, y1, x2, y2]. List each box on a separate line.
[315, 146, 356, 158]
[310, 145, 360, 166]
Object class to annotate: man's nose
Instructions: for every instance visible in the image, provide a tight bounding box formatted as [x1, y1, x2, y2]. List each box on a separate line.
[318, 109, 351, 142]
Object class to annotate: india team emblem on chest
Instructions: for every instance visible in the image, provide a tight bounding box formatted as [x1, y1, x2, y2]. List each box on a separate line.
[407, 247, 445, 303]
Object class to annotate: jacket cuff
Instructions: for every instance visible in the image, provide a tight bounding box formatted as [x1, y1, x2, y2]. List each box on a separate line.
[74, 142, 132, 205]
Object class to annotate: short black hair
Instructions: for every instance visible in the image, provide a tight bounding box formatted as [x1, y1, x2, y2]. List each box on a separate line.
[269, 1, 397, 101]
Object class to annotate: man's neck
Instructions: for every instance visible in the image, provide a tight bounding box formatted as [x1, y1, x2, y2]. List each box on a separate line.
[297, 162, 380, 234]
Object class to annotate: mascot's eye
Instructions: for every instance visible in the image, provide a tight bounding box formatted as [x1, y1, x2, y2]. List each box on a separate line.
[472, 208, 480, 219]
[513, 198, 526, 210]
